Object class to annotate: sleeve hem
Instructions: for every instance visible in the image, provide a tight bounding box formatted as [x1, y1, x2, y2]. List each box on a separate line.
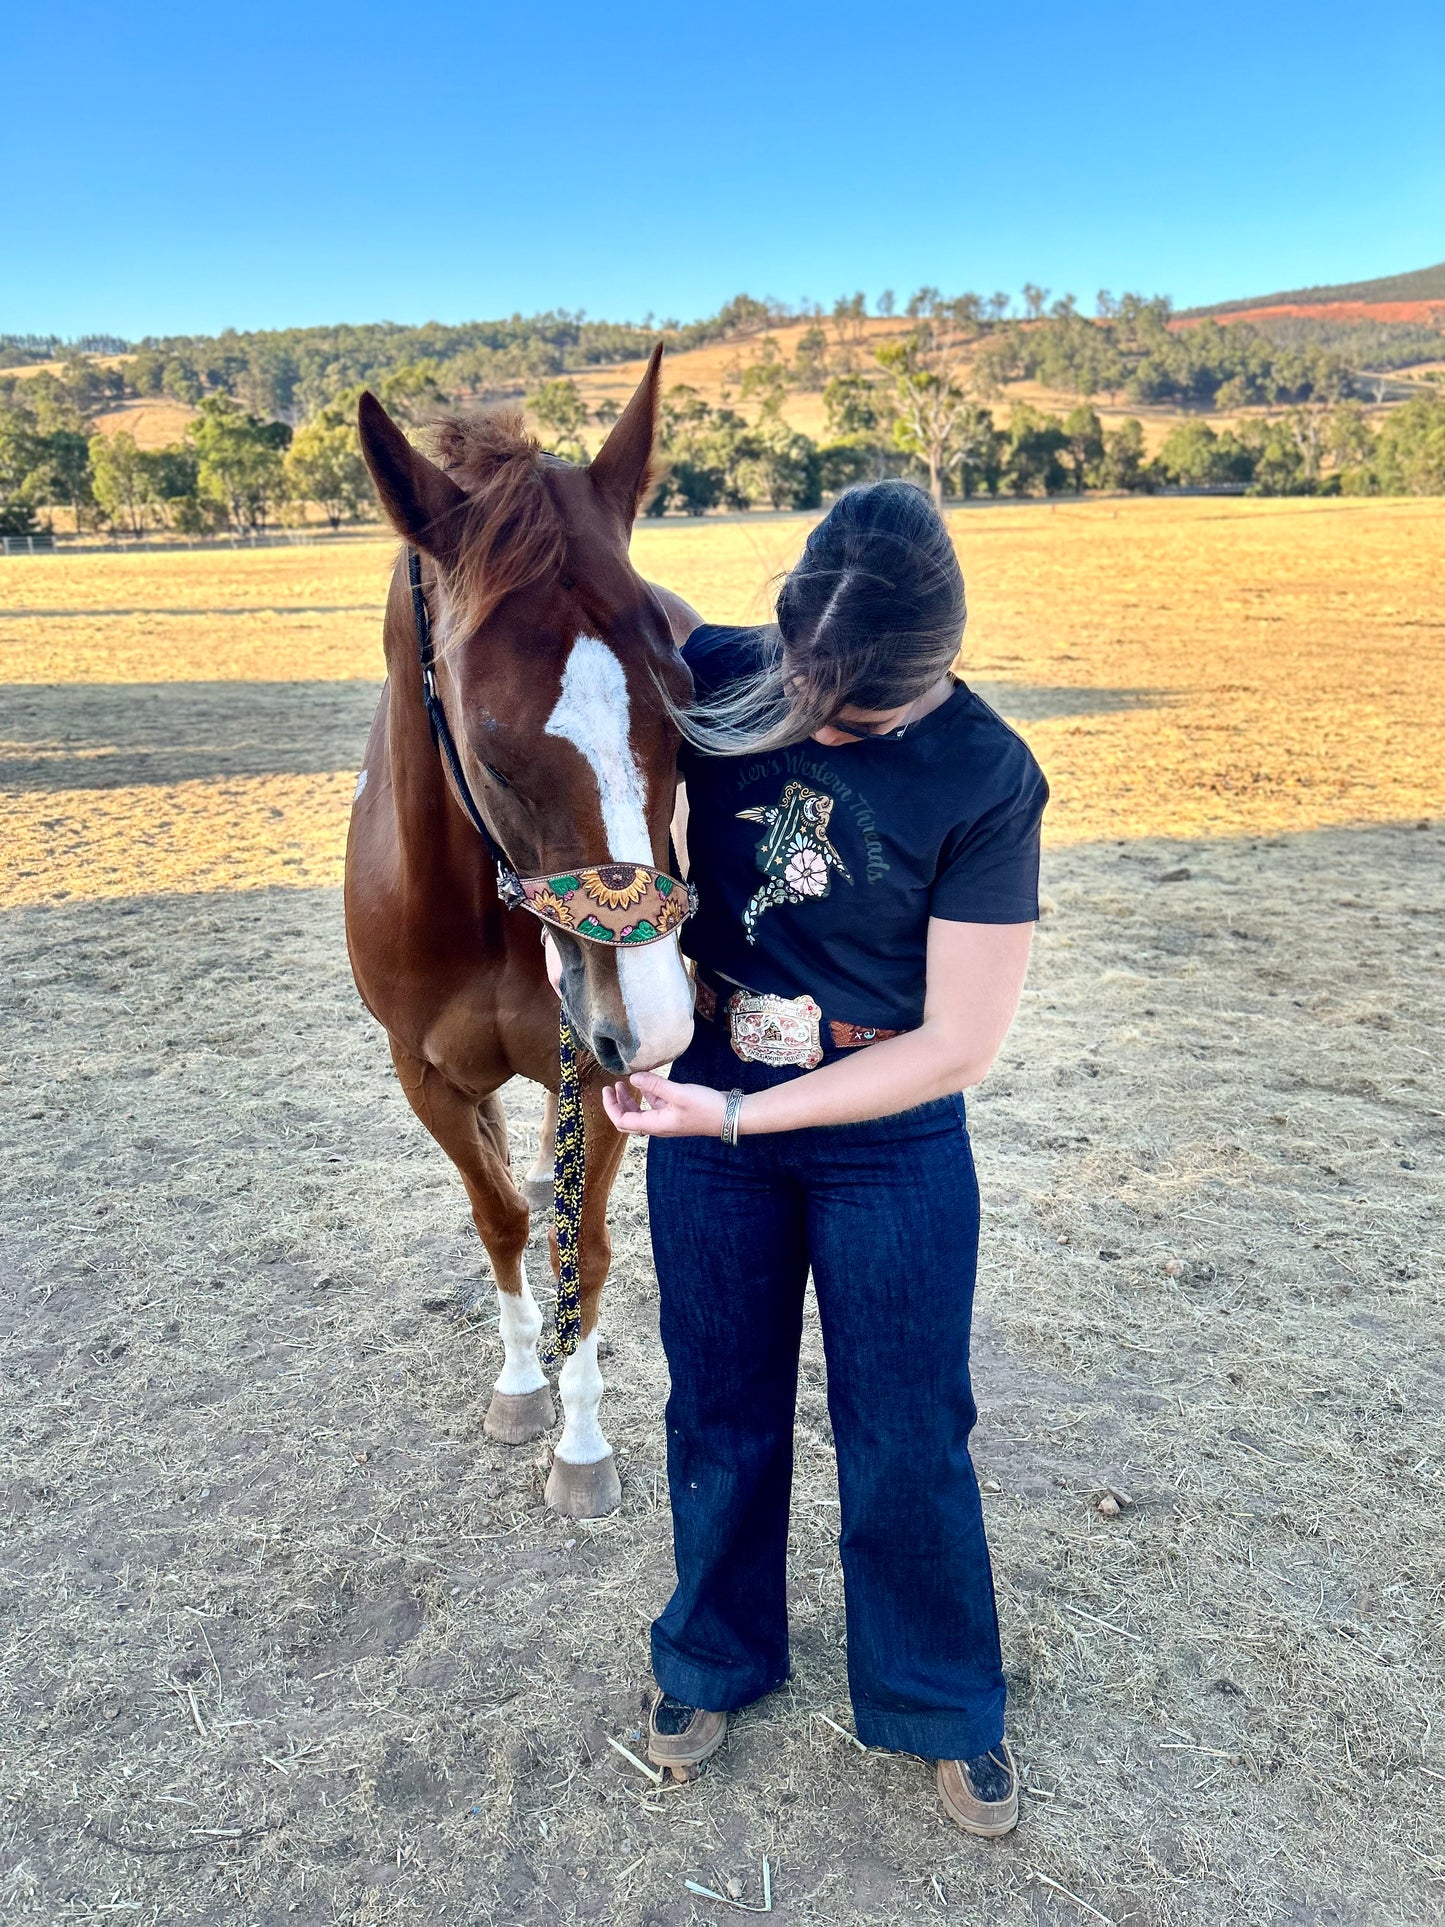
[929, 901, 1039, 925]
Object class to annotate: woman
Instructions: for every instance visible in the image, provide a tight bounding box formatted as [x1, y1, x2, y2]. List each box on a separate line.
[604, 480, 1047, 1837]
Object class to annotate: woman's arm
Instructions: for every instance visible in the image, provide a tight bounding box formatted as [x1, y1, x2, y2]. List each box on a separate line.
[602, 918, 1034, 1138]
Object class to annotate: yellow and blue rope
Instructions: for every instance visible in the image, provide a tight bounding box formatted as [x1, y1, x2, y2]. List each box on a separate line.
[540, 1012, 585, 1365]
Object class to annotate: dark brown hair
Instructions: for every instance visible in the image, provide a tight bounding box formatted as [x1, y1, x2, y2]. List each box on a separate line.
[680, 480, 966, 753]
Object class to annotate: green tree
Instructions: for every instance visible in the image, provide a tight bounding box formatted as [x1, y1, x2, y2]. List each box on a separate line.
[822, 373, 880, 440]
[792, 324, 830, 391]
[1021, 283, 1049, 320]
[730, 414, 821, 510]
[1098, 417, 1150, 491]
[282, 418, 371, 528]
[1004, 406, 1067, 495]
[972, 325, 1024, 395]
[876, 327, 978, 506]
[37, 427, 94, 530]
[1371, 396, 1445, 494]
[739, 337, 790, 417]
[127, 350, 167, 397]
[372, 359, 448, 424]
[817, 439, 882, 493]
[816, 374, 892, 494]
[163, 357, 204, 405]
[951, 404, 1002, 498]
[89, 431, 154, 534]
[649, 385, 735, 515]
[1237, 419, 1309, 495]
[528, 377, 590, 459]
[830, 293, 868, 369]
[1157, 420, 1220, 486]
[188, 396, 290, 531]
[1319, 402, 1376, 491]
[832, 292, 868, 343]
[137, 443, 204, 528]
[0, 405, 42, 534]
[1061, 405, 1105, 492]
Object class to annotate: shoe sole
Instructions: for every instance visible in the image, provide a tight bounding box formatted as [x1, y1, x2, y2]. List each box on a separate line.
[935, 1752, 1020, 1838]
[646, 1719, 728, 1781]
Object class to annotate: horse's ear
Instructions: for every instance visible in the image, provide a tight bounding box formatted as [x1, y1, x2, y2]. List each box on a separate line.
[589, 341, 663, 525]
[357, 391, 468, 562]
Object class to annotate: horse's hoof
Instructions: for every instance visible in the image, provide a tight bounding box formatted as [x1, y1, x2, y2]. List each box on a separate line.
[545, 1451, 621, 1518]
[523, 1173, 553, 1215]
[483, 1385, 556, 1444]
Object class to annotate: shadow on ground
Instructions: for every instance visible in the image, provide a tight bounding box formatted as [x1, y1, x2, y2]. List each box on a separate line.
[0, 682, 384, 789]
[0, 678, 1172, 793]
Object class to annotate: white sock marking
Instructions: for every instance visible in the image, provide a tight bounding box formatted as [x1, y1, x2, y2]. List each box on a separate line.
[545, 637, 693, 1068]
[495, 1256, 547, 1395]
[555, 1328, 610, 1465]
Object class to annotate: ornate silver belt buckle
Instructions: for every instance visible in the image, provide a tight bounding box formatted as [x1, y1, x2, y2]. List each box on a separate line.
[727, 991, 824, 1070]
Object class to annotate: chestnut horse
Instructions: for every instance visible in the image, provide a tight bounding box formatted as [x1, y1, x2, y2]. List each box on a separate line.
[346, 349, 694, 1517]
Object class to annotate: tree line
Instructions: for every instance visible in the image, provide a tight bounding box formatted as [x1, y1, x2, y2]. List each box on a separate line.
[2, 298, 802, 426]
[633, 374, 1445, 513]
[2, 288, 1443, 534]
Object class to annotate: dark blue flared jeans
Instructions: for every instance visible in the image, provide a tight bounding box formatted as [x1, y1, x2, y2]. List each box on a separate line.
[645, 1021, 1006, 1759]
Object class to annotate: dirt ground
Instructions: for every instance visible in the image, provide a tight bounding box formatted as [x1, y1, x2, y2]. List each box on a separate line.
[2, 501, 1443, 1925]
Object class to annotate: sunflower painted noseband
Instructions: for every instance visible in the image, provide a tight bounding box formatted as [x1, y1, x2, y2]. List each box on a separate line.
[500, 864, 693, 946]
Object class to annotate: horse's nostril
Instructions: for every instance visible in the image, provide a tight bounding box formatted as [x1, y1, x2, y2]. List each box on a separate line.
[589, 1030, 628, 1076]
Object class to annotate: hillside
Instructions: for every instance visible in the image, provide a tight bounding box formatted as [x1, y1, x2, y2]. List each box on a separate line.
[1183, 260, 1445, 319]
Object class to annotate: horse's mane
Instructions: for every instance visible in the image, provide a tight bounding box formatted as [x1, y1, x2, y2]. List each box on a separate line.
[425, 409, 567, 632]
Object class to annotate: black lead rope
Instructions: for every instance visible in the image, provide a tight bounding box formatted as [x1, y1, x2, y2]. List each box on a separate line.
[406, 544, 584, 1362]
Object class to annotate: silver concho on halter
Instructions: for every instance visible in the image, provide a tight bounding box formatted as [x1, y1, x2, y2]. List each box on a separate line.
[727, 990, 824, 1070]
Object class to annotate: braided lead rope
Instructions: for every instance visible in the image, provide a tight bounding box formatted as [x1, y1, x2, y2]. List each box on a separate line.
[540, 1010, 585, 1366]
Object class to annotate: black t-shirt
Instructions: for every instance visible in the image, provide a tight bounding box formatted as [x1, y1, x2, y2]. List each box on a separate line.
[679, 624, 1048, 1031]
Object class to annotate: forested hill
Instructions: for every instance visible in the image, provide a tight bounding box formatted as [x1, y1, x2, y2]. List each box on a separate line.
[1183, 261, 1445, 317]
[0, 296, 791, 417]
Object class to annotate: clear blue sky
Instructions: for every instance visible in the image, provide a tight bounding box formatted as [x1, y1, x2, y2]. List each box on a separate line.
[5, 0, 1442, 340]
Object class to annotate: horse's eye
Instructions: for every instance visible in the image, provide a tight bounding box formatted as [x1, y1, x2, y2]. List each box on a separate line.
[483, 763, 512, 789]
[559, 572, 576, 592]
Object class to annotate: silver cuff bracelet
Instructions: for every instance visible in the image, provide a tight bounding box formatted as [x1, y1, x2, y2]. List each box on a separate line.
[721, 1088, 745, 1147]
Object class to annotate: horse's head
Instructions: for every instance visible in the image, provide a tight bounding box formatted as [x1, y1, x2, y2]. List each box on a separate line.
[357, 349, 696, 1075]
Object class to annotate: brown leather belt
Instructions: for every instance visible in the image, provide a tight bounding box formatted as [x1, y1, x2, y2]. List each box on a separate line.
[693, 966, 904, 1067]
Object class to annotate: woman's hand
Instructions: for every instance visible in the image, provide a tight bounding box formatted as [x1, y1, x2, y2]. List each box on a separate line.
[602, 1073, 728, 1138]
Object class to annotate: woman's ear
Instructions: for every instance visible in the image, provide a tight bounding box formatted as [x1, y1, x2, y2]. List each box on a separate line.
[357, 392, 468, 564]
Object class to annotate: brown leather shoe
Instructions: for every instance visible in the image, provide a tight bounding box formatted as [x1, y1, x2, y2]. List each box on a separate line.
[936, 1740, 1019, 1837]
[646, 1693, 728, 1780]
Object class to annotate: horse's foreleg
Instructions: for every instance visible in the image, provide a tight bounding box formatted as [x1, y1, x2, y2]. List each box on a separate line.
[545, 1087, 628, 1519]
[522, 1089, 558, 1213]
[388, 1040, 555, 1445]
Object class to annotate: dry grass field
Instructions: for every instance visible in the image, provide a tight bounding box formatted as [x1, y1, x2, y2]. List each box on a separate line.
[2, 498, 1443, 1926]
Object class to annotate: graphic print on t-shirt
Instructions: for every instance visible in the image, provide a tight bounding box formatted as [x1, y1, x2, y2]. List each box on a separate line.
[735, 780, 853, 942]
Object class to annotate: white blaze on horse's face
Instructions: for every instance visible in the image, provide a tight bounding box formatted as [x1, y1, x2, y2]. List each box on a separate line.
[544, 636, 694, 1071]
